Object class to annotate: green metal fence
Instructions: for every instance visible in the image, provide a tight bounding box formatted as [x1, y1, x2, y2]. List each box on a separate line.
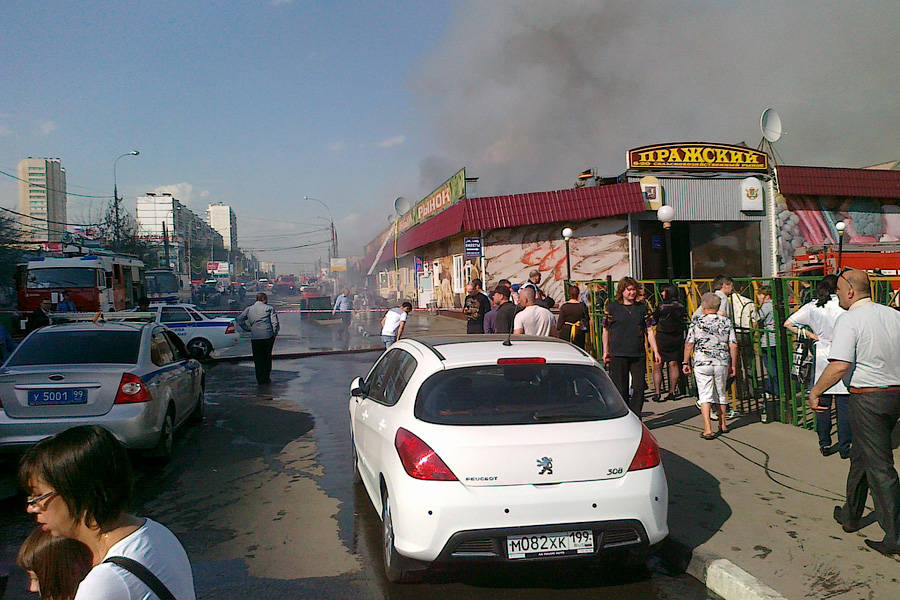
[568, 275, 900, 430]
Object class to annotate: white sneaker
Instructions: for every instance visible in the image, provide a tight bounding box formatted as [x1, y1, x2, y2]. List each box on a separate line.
[726, 409, 737, 420]
[710, 411, 718, 421]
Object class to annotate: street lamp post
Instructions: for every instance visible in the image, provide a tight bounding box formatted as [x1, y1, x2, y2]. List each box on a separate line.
[112, 150, 140, 249]
[303, 196, 337, 259]
[657, 205, 676, 282]
[835, 220, 846, 271]
[561, 227, 574, 282]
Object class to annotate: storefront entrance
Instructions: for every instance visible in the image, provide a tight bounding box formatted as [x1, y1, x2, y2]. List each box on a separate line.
[641, 221, 762, 279]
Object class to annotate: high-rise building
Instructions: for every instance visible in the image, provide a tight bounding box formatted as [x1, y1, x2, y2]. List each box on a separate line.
[17, 157, 67, 242]
[207, 202, 238, 251]
[135, 193, 223, 273]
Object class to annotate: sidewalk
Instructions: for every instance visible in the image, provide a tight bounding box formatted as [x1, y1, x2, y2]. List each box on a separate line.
[644, 397, 900, 600]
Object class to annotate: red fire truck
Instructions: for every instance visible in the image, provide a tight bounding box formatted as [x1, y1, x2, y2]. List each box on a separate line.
[16, 252, 146, 313]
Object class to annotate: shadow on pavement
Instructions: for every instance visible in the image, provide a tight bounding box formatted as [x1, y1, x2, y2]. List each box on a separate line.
[658, 449, 731, 572]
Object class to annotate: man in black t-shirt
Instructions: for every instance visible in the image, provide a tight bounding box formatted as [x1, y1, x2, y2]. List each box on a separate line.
[464, 282, 491, 334]
[602, 278, 662, 418]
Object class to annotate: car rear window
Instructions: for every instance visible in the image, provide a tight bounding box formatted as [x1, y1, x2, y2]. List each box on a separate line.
[7, 330, 141, 366]
[415, 363, 629, 425]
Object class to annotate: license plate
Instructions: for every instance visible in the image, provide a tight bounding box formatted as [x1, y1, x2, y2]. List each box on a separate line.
[28, 389, 88, 406]
[507, 530, 594, 559]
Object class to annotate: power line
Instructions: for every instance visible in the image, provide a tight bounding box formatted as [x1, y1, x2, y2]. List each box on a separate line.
[247, 239, 332, 253]
[0, 169, 114, 199]
[0, 205, 104, 228]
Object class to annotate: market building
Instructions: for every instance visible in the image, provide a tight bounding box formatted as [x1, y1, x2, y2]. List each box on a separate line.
[358, 149, 900, 308]
[360, 169, 646, 308]
[623, 142, 774, 279]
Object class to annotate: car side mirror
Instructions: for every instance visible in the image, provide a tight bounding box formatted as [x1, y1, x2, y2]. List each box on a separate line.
[350, 376, 366, 397]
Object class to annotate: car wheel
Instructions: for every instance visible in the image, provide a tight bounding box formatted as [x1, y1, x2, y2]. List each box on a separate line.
[152, 407, 175, 463]
[189, 386, 204, 424]
[382, 489, 420, 583]
[187, 338, 213, 360]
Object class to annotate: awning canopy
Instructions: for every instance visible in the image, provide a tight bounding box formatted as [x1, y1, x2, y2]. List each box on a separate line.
[362, 182, 645, 272]
[776, 165, 900, 200]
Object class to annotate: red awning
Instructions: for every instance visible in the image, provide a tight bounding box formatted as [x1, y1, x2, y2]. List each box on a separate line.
[363, 182, 644, 271]
[776, 165, 900, 200]
[461, 183, 644, 230]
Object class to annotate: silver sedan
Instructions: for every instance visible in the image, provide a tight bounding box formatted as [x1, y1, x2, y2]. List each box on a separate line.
[0, 320, 204, 462]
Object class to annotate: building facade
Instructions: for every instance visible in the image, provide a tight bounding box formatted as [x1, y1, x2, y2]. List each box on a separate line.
[17, 157, 67, 243]
[207, 202, 238, 251]
[361, 175, 645, 308]
[135, 193, 224, 275]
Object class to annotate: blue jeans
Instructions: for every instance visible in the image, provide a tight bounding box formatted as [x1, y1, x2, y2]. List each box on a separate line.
[381, 334, 396, 348]
[816, 394, 852, 456]
[760, 346, 779, 396]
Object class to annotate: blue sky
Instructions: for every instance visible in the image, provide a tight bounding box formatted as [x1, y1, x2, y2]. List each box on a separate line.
[3, 1, 898, 271]
[0, 1, 457, 268]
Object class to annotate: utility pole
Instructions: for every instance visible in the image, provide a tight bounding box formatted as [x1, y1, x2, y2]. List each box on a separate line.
[162, 221, 171, 270]
[112, 150, 139, 250]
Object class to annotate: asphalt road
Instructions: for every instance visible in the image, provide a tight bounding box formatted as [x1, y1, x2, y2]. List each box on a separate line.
[0, 351, 716, 599]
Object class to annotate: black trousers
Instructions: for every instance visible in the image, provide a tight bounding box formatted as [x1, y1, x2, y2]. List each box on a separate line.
[841, 389, 900, 545]
[251, 337, 276, 384]
[608, 356, 647, 417]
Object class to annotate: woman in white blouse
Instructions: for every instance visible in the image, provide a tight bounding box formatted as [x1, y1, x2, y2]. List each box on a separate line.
[784, 275, 851, 458]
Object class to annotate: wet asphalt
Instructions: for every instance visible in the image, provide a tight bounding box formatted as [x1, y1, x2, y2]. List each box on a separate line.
[0, 312, 718, 599]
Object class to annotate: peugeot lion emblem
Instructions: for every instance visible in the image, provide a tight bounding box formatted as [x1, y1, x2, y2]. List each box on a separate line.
[537, 456, 553, 475]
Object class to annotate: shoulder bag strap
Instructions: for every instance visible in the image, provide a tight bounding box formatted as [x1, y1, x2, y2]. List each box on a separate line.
[103, 556, 177, 600]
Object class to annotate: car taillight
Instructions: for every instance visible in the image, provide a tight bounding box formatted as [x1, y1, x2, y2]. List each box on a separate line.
[225, 322, 235, 335]
[628, 424, 661, 471]
[394, 428, 457, 481]
[114, 373, 153, 404]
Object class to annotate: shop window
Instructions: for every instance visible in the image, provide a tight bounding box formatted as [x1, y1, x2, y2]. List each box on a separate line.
[452, 254, 464, 294]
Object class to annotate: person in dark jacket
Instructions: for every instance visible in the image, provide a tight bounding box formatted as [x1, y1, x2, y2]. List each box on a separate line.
[652, 284, 687, 402]
[237, 293, 280, 384]
[490, 286, 517, 334]
[26, 299, 52, 334]
[557, 284, 589, 349]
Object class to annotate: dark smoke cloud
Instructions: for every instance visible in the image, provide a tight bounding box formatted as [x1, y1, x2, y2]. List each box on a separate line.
[414, 0, 900, 196]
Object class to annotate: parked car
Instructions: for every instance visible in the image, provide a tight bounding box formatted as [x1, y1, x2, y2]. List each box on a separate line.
[148, 303, 238, 359]
[348, 335, 668, 582]
[0, 320, 204, 463]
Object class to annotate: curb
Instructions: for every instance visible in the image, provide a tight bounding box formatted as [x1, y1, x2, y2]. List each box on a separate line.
[210, 346, 383, 364]
[659, 539, 787, 600]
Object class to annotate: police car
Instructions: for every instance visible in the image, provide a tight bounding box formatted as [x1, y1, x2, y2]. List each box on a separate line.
[148, 303, 238, 359]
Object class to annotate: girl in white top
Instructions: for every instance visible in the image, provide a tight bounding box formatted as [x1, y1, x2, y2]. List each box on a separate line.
[20, 425, 195, 600]
[784, 275, 851, 457]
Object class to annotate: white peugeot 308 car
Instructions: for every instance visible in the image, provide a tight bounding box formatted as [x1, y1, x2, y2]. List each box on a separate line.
[348, 335, 668, 582]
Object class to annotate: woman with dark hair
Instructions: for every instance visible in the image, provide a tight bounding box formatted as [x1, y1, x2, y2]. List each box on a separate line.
[17, 527, 92, 599]
[20, 425, 195, 600]
[784, 275, 851, 457]
[557, 284, 589, 348]
[652, 284, 687, 402]
[602, 277, 662, 417]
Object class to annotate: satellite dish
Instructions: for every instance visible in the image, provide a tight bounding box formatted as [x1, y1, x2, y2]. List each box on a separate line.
[394, 196, 410, 215]
[760, 108, 782, 143]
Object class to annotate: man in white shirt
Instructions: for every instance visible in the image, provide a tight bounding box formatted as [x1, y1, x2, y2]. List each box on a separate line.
[381, 302, 413, 348]
[810, 269, 900, 556]
[513, 287, 556, 336]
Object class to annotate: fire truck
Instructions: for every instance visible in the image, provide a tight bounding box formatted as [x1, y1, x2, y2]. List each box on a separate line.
[789, 243, 900, 276]
[16, 252, 146, 313]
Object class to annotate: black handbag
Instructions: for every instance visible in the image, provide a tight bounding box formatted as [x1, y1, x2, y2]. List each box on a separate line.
[790, 328, 815, 385]
[104, 556, 177, 600]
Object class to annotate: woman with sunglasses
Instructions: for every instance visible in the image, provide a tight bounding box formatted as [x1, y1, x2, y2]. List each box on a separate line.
[20, 425, 195, 600]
